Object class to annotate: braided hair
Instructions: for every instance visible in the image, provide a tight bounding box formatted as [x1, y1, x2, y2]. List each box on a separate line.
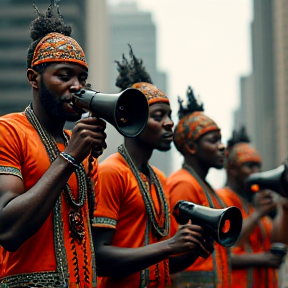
[27, 0, 72, 70]
[115, 44, 152, 91]
[227, 126, 250, 151]
[177, 86, 204, 120]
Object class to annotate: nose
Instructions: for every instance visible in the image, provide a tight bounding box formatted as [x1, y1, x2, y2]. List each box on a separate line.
[219, 142, 226, 151]
[69, 77, 82, 93]
[163, 117, 174, 130]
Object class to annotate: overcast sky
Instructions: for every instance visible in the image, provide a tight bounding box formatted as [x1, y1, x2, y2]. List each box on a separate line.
[109, 0, 253, 188]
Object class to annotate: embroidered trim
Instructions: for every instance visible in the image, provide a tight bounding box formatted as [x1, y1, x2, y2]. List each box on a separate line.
[0, 166, 23, 180]
[92, 217, 117, 228]
[175, 271, 215, 287]
[0, 271, 64, 288]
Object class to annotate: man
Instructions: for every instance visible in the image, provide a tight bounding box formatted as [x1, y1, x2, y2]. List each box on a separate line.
[217, 127, 285, 288]
[167, 86, 229, 288]
[0, 2, 106, 287]
[92, 47, 213, 288]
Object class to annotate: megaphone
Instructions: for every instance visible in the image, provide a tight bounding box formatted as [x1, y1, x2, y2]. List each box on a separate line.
[245, 164, 288, 198]
[73, 88, 149, 137]
[173, 200, 243, 247]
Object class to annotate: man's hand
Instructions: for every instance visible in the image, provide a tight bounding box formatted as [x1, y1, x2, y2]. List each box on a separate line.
[253, 189, 277, 218]
[65, 116, 107, 163]
[167, 221, 214, 259]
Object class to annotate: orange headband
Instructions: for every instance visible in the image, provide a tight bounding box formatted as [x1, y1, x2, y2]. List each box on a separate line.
[31, 32, 88, 70]
[131, 82, 169, 105]
[225, 142, 262, 168]
[174, 111, 220, 152]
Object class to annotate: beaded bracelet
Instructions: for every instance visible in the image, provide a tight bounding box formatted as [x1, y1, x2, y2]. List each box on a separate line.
[59, 152, 80, 169]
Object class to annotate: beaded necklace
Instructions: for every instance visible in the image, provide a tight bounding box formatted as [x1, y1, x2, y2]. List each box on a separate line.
[118, 144, 170, 238]
[25, 104, 88, 242]
[182, 163, 231, 286]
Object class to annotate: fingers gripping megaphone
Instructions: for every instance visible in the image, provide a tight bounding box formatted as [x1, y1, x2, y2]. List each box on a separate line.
[73, 87, 149, 138]
[173, 200, 243, 247]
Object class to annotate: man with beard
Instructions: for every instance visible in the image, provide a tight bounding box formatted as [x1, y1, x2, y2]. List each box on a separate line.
[92, 46, 213, 288]
[0, 2, 106, 288]
[167, 87, 229, 288]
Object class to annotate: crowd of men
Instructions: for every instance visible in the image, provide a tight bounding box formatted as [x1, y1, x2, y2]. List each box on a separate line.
[0, 1, 288, 288]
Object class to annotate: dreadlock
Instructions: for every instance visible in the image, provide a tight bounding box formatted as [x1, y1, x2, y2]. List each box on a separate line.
[227, 126, 250, 150]
[177, 86, 204, 120]
[27, 0, 72, 70]
[115, 44, 152, 91]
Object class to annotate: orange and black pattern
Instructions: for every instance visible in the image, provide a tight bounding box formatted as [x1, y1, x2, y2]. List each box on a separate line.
[131, 82, 169, 105]
[31, 32, 88, 69]
[225, 142, 262, 169]
[174, 111, 220, 152]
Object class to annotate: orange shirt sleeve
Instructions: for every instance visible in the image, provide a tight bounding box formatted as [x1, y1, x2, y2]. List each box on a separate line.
[0, 119, 24, 179]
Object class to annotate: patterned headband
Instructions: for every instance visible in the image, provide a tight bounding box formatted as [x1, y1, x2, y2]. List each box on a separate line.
[174, 111, 220, 152]
[31, 32, 88, 69]
[225, 142, 262, 169]
[131, 82, 169, 105]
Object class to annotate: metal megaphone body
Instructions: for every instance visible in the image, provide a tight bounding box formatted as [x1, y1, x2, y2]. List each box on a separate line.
[73, 88, 149, 138]
[173, 200, 243, 247]
[245, 164, 288, 198]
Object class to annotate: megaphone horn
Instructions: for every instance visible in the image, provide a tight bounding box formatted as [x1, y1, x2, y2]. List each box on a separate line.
[245, 164, 288, 198]
[173, 200, 243, 248]
[73, 88, 149, 138]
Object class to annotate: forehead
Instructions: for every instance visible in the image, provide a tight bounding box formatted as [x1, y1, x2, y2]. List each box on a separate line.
[45, 63, 88, 74]
[200, 130, 221, 139]
[149, 102, 171, 112]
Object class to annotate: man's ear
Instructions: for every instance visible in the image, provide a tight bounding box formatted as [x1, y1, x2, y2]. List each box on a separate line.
[184, 141, 196, 155]
[27, 68, 40, 89]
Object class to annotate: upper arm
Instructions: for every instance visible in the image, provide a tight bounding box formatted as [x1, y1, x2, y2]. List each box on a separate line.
[0, 174, 24, 209]
[0, 120, 25, 208]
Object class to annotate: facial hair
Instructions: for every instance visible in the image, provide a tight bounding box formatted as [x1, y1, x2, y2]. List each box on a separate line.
[39, 77, 81, 122]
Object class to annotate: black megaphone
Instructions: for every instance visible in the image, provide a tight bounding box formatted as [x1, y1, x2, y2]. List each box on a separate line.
[173, 200, 243, 248]
[73, 88, 149, 138]
[245, 164, 288, 198]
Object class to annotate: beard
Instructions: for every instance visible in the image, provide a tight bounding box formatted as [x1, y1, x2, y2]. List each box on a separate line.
[39, 77, 81, 122]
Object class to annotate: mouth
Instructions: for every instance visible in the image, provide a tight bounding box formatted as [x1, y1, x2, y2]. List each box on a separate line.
[162, 132, 174, 140]
[63, 97, 85, 114]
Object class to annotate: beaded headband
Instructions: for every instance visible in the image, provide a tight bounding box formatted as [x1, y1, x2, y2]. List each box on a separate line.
[131, 82, 170, 105]
[174, 111, 220, 151]
[31, 32, 88, 70]
[225, 142, 262, 169]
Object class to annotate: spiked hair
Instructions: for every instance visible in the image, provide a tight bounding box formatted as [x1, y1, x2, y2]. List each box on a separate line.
[177, 86, 204, 120]
[27, 0, 72, 69]
[115, 44, 152, 91]
[227, 126, 250, 150]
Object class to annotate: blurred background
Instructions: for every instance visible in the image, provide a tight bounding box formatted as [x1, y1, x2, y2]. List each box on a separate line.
[1, 0, 288, 285]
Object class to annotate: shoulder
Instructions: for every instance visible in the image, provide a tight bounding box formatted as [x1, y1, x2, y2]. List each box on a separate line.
[167, 169, 200, 189]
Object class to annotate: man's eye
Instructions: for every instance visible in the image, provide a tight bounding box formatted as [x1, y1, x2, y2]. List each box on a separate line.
[58, 75, 70, 81]
[152, 114, 163, 121]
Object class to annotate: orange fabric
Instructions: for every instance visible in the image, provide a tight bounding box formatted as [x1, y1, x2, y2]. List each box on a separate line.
[217, 187, 276, 288]
[32, 32, 88, 70]
[93, 153, 171, 288]
[225, 143, 262, 169]
[167, 169, 230, 288]
[0, 112, 97, 288]
[173, 112, 219, 153]
[131, 82, 170, 105]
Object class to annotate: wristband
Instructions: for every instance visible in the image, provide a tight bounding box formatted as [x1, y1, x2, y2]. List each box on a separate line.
[59, 152, 80, 169]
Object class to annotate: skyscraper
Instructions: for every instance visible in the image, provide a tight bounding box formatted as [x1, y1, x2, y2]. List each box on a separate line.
[99, 1, 173, 176]
[0, 0, 87, 116]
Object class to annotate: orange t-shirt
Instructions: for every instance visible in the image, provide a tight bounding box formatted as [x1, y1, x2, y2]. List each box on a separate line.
[0, 112, 97, 288]
[217, 187, 276, 288]
[167, 169, 230, 288]
[93, 152, 171, 288]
